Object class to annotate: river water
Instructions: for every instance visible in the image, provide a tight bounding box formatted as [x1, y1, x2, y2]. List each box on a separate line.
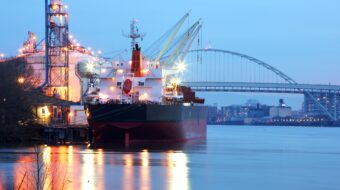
[0, 125, 340, 190]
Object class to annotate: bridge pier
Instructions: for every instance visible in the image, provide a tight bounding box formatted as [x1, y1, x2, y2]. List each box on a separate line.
[303, 92, 340, 120]
[334, 91, 338, 120]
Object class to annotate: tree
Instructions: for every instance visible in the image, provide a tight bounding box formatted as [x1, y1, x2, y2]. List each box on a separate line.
[0, 58, 41, 142]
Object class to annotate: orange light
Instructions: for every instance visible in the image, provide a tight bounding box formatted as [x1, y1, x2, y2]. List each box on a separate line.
[141, 69, 149, 74]
[17, 77, 25, 84]
[109, 86, 115, 91]
[52, 4, 58, 11]
[166, 84, 174, 89]
[139, 93, 149, 101]
[117, 69, 124, 74]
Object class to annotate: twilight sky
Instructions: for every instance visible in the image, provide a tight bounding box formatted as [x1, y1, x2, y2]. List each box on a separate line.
[0, 0, 339, 109]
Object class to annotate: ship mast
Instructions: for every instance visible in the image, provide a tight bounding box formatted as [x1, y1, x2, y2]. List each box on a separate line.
[124, 19, 146, 49]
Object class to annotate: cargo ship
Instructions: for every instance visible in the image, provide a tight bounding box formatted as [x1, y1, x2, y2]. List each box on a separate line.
[86, 19, 207, 145]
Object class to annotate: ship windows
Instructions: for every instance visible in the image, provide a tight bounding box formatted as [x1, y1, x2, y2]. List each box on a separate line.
[117, 82, 122, 86]
[138, 82, 144, 86]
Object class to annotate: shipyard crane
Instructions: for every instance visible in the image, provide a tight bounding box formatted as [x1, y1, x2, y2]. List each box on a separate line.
[144, 12, 202, 68]
[144, 12, 190, 61]
[157, 20, 202, 85]
[161, 20, 202, 67]
[141, 12, 203, 87]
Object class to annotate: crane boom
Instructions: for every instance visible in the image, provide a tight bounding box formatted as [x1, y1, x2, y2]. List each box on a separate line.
[162, 20, 201, 67]
[154, 12, 190, 62]
[179, 24, 202, 62]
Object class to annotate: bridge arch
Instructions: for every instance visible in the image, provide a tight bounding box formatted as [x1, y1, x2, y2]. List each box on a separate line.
[187, 49, 297, 84]
[181, 49, 337, 121]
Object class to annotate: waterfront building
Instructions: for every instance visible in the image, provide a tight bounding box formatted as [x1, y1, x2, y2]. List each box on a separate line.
[269, 107, 292, 118]
[269, 99, 292, 118]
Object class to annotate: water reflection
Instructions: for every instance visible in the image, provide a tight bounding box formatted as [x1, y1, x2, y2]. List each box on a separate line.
[167, 151, 190, 190]
[43, 146, 51, 190]
[96, 149, 105, 190]
[81, 149, 95, 190]
[123, 154, 134, 190]
[13, 149, 34, 189]
[0, 171, 5, 190]
[3, 145, 193, 190]
[140, 150, 150, 190]
[68, 146, 73, 165]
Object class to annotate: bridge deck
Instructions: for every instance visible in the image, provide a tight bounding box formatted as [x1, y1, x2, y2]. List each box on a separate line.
[183, 82, 340, 94]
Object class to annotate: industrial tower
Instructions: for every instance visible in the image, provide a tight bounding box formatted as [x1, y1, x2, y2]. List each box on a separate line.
[45, 0, 69, 100]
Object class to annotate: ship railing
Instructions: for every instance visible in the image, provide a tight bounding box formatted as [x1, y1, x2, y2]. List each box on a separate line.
[103, 99, 162, 105]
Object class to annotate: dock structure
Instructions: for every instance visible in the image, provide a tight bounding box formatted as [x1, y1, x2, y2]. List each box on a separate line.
[30, 92, 89, 144]
[43, 126, 88, 145]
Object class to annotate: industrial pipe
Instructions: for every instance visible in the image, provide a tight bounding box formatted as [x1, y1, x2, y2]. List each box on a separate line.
[38, 0, 49, 89]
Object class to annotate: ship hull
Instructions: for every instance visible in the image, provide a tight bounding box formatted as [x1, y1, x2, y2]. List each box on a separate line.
[87, 104, 208, 144]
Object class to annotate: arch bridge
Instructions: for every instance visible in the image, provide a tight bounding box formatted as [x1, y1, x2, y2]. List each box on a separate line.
[180, 49, 340, 121]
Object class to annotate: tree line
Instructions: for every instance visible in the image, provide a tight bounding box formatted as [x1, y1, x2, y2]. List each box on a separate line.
[0, 58, 43, 143]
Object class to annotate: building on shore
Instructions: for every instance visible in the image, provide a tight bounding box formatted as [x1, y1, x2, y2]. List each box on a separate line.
[269, 99, 292, 118]
[207, 99, 318, 125]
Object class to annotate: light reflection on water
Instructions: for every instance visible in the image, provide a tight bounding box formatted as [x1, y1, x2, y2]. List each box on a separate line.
[140, 150, 150, 190]
[167, 152, 190, 190]
[123, 154, 134, 190]
[82, 149, 95, 190]
[0, 172, 5, 189]
[2, 126, 340, 190]
[3, 145, 192, 190]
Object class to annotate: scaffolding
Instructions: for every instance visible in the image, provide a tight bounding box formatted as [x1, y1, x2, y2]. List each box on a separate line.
[45, 0, 69, 100]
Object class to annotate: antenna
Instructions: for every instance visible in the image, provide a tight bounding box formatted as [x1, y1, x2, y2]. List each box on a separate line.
[123, 19, 146, 49]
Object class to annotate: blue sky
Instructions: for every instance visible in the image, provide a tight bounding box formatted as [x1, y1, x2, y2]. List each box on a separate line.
[1, 0, 339, 109]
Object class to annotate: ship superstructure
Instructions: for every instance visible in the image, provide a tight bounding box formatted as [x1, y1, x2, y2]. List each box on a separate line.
[86, 16, 202, 106]
[89, 51, 163, 105]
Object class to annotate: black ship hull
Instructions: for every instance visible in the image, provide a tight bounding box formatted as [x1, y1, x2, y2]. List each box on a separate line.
[87, 104, 208, 144]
